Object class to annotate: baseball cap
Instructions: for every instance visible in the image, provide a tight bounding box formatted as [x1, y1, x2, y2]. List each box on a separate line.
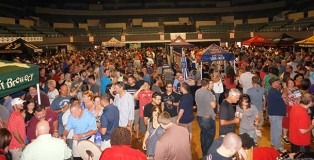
[11, 98, 25, 106]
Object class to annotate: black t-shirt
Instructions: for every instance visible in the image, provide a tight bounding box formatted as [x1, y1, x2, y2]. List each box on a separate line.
[219, 99, 236, 136]
[144, 103, 154, 119]
[137, 80, 146, 88]
[207, 136, 232, 160]
[161, 92, 180, 117]
[125, 84, 139, 110]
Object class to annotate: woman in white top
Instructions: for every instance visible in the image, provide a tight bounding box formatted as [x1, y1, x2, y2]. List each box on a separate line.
[212, 70, 224, 113]
[47, 80, 59, 104]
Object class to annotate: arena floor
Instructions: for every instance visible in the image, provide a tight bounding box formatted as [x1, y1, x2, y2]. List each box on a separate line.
[131, 113, 314, 159]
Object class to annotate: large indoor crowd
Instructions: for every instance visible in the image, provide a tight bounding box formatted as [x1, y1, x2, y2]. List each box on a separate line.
[0, 46, 314, 160]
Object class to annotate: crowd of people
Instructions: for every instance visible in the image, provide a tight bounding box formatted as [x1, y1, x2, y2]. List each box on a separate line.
[0, 45, 314, 160]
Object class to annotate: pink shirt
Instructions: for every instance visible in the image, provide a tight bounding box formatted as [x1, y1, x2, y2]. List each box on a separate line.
[138, 90, 153, 117]
[8, 111, 26, 149]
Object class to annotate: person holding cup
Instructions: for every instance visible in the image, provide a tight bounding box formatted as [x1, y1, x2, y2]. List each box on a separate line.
[236, 94, 259, 143]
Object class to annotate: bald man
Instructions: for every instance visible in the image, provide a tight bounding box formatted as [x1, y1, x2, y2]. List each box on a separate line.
[207, 133, 247, 160]
[21, 120, 72, 160]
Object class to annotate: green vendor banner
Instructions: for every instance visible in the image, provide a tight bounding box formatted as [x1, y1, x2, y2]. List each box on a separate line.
[0, 60, 39, 98]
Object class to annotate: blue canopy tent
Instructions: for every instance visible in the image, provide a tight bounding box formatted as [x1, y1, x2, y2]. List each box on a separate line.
[197, 43, 235, 79]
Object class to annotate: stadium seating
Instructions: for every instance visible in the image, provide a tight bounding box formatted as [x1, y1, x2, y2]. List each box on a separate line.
[200, 23, 233, 33]
[127, 27, 159, 35]
[89, 27, 122, 36]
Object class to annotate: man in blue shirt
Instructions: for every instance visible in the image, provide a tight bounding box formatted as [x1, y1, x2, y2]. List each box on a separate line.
[99, 93, 119, 151]
[51, 84, 72, 136]
[267, 77, 286, 153]
[62, 103, 97, 159]
[101, 69, 112, 95]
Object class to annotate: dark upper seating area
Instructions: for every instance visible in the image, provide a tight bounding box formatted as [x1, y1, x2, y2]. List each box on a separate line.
[200, 23, 233, 33]
[164, 25, 196, 33]
[127, 27, 159, 35]
[89, 27, 122, 36]
[235, 23, 267, 32]
[56, 28, 88, 36]
[0, 23, 43, 37]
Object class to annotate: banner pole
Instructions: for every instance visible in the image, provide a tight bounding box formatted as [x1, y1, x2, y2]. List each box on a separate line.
[36, 83, 41, 105]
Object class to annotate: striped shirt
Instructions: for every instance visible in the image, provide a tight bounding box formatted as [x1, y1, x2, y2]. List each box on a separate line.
[66, 109, 97, 139]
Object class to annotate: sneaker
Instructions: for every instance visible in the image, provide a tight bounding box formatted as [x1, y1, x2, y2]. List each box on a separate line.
[282, 136, 290, 144]
[278, 148, 287, 154]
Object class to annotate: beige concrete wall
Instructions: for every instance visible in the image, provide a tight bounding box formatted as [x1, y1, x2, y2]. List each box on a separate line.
[132, 18, 143, 26]
[87, 20, 100, 26]
[288, 12, 304, 21]
[79, 23, 88, 30]
[19, 19, 34, 27]
[0, 17, 15, 24]
[221, 16, 234, 23]
[53, 23, 74, 28]
[163, 21, 180, 25]
[106, 23, 126, 29]
[142, 22, 159, 27]
[308, 10, 314, 17]
[179, 17, 190, 24]
[248, 17, 268, 24]
[196, 21, 216, 28]
[234, 19, 243, 26]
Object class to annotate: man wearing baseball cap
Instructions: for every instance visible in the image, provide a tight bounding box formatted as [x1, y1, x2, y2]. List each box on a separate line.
[267, 77, 286, 153]
[7, 98, 26, 160]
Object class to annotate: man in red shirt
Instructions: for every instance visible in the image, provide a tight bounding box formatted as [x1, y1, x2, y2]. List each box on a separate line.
[99, 127, 146, 160]
[26, 105, 58, 142]
[289, 93, 314, 152]
[7, 98, 26, 160]
[134, 81, 153, 134]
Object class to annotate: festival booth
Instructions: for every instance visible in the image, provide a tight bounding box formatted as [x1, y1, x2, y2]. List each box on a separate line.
[167, 35, 194, 80]
[101, 37, 125, 48]
[294, 35, 314, 52]
[0, 38, 43, 59]
[242, 35, 269, 46]
[266, 33, 296, 47]
[294, 35, 314, 47]
[0, 60, 39, 98]
[196, 43, 235, 79]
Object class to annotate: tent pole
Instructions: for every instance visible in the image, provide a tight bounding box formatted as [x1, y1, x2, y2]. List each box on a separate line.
[36, 83, 41, 105]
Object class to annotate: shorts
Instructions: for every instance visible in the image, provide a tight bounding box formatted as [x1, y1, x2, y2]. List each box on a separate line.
[134, 109, 139, 124]
[179, 122, 192, 133]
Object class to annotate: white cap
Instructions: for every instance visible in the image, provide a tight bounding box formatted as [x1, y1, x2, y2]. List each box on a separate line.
[11, 98, 25, 106]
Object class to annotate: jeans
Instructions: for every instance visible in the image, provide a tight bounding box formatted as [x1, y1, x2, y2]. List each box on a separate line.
[291, 143, 310, 152]
[214, 93, 221, 113]
[269, 115, 283, 150]
[197, 116, 216, 156]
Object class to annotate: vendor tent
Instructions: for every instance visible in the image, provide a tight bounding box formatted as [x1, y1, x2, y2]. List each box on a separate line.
[0, 38, 42, 54]
[197, 43, 235, 62]
[196, 43, 235, 79]
[267, 33, 296, 46]
[242, 35, 269, 46]
[0, 60, 39, 98]
[167, 36, 194, 48]
[295, 35, 314, 47]
[101, 37, 125, 47]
